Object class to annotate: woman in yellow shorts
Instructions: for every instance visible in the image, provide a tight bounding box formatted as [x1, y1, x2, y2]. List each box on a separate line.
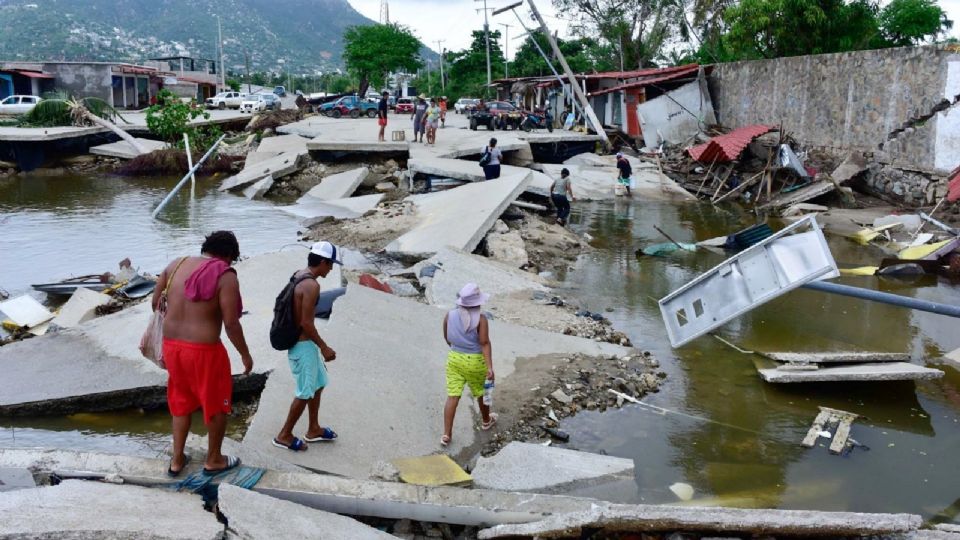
[441, 283, 496, 446]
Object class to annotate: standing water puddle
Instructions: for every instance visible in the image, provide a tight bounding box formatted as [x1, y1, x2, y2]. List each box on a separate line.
[2, 176, 959, 521]
[555, 199, 960, 521]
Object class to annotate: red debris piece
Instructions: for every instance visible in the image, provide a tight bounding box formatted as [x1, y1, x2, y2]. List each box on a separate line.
[358, 273, 392, 294]
[688, 125, 775, 163]
[947, 165, 960, 202]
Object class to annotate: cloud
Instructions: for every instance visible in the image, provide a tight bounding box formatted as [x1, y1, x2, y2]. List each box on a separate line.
[348, 0, 573, 57]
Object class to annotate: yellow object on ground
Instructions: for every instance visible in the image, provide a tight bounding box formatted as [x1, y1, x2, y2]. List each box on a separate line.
[390, 454, 473, 487]
[899, 239, 952, 260]
[839, 266, 879, 276]
[849, 223, 902, 245]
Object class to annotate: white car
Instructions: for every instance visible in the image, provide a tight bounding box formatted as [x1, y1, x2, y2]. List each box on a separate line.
[205, 91, 247, 109]
[454, 98, 479, 114]
[239, 94, 268, 113]
[0, 95, 41, 115]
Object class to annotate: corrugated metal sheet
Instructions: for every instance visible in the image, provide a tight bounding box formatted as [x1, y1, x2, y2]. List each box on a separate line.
[582, 64, 701, 80]
[947, 166, 960, 202]
[586, 65, 702, 97]
[688, 125, 775, 163]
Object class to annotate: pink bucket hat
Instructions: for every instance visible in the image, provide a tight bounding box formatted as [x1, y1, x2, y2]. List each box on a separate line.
[456, 283, 490, 308]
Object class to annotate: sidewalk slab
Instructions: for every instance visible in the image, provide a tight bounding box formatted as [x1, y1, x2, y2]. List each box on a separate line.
[763, 352, 910, 364]
[386, 173, 531, 259]
[281, 193, 384, 222]
[256, 133, 310, 155]
[218, 484, 398, 540]
[0, 251, 340, 415]
[241, 284, 629, 479]
[0, 467, 35, 492]
[0, 480, 222, 539]
[391, 454, 473, 487]
[408, 157, 529, 184]
[307, 140, 409, 161]
[89, 138, 167, 159]
[759, 362, 943, 383]
[220, 151, 305, 191]
[471, 442, 634, 492]
[242, 175, 274, 200]
[302, 167, 369, 201]
[416, 247, 546, 309]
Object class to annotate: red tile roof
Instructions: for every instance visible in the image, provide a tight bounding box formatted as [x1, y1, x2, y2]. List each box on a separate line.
[687, 125, 776, 163]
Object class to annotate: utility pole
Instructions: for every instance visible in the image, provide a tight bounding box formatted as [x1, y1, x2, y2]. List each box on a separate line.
[435, 39, 446, 92]
[498, 23, 512, 78]
[216, 16, 225, 91]
[475, 0, 493, 95]
[522, 0, 608, 147]
[244, 50, 251, 93]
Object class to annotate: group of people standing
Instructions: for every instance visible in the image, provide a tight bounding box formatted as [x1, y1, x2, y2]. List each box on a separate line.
[153, 232, 500, 476]
[412, 94, 447, 144]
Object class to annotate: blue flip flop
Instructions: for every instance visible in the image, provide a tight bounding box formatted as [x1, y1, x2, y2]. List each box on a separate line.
[201, 455, 241, 476]
[304, 428, 337, 442]
[272, 437, 307, 452]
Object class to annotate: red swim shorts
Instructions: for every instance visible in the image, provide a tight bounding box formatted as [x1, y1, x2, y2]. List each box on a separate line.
[163, 338, 233, 424]
[378, 116, 387, 127]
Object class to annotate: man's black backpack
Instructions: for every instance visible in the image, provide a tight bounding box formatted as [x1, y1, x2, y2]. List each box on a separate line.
[269, 273, 314, 351]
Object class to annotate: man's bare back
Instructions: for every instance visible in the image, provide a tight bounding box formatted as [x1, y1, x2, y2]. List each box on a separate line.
[156, 256, 238, 344]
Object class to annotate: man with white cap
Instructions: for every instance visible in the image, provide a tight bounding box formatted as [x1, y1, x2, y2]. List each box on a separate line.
[273, 240, 342, 452]
[440, 283, 496, 446]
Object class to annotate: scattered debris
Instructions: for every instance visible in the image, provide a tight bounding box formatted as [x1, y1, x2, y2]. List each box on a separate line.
[801, 406, 863, 455]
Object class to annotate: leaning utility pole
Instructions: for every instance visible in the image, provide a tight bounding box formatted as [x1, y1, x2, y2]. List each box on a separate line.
[524, 0, 608, 147]
[475, 0, 493, 94]
[244, 50, 251, 93]
[435, 39, 446, 92]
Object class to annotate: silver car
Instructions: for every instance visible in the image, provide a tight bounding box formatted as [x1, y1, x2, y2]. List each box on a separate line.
[0, 95, 41, 115]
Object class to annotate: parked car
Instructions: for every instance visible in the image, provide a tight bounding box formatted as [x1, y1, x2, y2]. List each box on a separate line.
[454, 98, 479, 114]
[470, 100, 522, 130]
[387, 96, 397, 110]
[240, 93, 281, 113]
[273, 86, 286, 97]
[205, 91, 247, 109]
[0, 95, 40, 115]
[395, 97, 414, 114]
[319, 95, 378, 118]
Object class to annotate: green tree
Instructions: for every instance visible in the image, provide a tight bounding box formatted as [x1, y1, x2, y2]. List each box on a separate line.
[879, 0, 953, 45]
[343, 23, 422, 97]
[444, 30, 507, 100]
[226, 79, 241, 92]
[145, 90, 220, 152]
[511, 33, 616, 78]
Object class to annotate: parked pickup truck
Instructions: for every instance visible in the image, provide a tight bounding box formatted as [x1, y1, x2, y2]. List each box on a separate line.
[320, 95, 379, 118]
[205, 91, 248, 109]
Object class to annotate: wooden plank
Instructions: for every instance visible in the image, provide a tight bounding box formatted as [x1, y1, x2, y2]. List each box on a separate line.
[801, 409, 832, 447]
[713, 169, 765, 204]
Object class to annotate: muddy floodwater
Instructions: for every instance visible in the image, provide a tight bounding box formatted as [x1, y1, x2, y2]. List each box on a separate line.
[2, 175, 959, 523]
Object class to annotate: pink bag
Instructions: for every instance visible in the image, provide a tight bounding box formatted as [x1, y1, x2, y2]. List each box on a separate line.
[139, 257, 187, 369]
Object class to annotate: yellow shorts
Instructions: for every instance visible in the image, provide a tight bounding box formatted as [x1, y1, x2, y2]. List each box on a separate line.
[446, 351, 486, 397]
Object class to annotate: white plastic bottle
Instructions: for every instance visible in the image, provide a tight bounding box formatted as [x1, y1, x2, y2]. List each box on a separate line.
[482, 379, 494, 406]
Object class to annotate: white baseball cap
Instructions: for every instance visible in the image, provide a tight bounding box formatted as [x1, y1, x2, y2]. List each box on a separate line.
[310, 241, 343, 265]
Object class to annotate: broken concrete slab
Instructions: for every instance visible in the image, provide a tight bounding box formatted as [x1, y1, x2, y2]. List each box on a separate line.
[391, 454, 473, 487]
[307, 140, 409, 162]
[0, 250, 341, 415]
[220, 151, 305, 192]
[416, 247, 547, 309]
[49, 288, 111, 329]
[242, 284, 628, 479]
[471, 442, 634, 493]
[408, 157, 528, 184]
[276, 119, 325, 138]
[485, 229, 529, 266]
[782, 202, 829, 216]
[184, 434, 307, 473]
[0, 467, 35, 492]
[0, 480, 223, 539]
[301, 167, 369, 201]
[759, 362, 943, 383]
[256, 133, 310, 155]
[763, 352, 910, 364]
[242, 175, 274, 200]
[477, 503, 922, 539]
[89, 137, 167, 159]
[218, 484, 398, 540]
[386, 174, 532, 259]
[281, 193, 384, 222]
[831, 152, 868, 184]
[245, 150, 281, 167]
[0, 294, 53, 328]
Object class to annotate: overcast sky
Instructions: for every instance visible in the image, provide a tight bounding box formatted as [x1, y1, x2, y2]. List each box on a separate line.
[348, 0, 574, 59]
[349, 0, 960, 61]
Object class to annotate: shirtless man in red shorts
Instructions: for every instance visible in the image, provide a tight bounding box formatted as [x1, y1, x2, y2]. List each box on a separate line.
[153, 230, 253, 476]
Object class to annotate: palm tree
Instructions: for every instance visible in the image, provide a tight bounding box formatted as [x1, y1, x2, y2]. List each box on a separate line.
[19, 92, 147, 154]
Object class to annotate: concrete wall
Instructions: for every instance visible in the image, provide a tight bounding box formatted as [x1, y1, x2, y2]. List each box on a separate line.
[42, 63, 113, 104]
[709, 46, 960, 176]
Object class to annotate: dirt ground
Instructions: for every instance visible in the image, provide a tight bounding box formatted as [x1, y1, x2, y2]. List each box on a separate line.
[301, 200, 418, 252]
[486, 290, 631, 346]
